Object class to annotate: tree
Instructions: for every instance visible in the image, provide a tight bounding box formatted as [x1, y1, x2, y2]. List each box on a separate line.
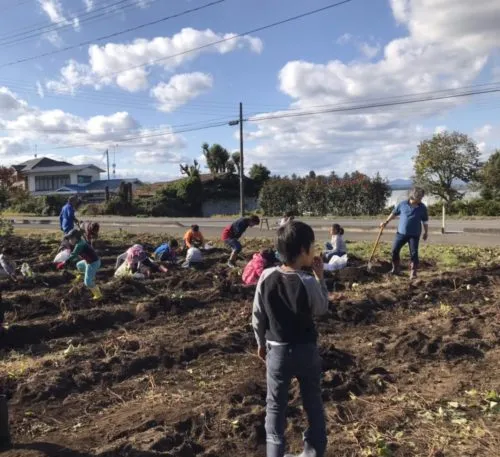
[478, 150, 500, 200]
[0, 166, 17, 209]
[231, 152, 241, 174]
[226, 160, 236, 174]
[180, 160, 200, 177]
[308, 170, 316, 179]
[414, 131, 480, 204]
[202, 143, 230, 174]
[249, 163, 271, 187]
[258, 178, 299, 216]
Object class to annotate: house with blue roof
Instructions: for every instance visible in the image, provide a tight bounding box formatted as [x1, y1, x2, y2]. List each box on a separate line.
[12, 157, 141, 202]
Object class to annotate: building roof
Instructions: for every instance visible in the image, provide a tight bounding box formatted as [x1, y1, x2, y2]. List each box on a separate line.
[13, 157, 105, 174]
[56, 179, 142, 194]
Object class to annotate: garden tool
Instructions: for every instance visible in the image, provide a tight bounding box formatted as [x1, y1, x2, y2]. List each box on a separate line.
[367, 225, 385, 272]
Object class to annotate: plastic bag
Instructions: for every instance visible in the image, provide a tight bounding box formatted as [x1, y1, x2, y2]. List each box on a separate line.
[324, 254, 348, 272]
[54, 250, 71, 264]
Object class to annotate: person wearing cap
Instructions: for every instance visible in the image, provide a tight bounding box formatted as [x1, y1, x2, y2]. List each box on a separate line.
[380, 186, 429, 280]
[58, 229, 102, 300]
[59, 196, 79, 234]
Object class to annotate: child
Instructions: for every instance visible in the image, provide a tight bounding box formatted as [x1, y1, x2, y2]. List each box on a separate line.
[324, 223, 347, 263]
[183, 225, 204, 249]
[242, 248, 277, 286]
[80, 221, 100, 247]
[115, 244, 166, 278]
[59, 229, 102, 300]
[0, 248, 17, 282]
[221, 215, 260, 268]
[252, 221, 328, 457]
[279, 211, 294, 227]
[154, 239, 179, 263]
[182, 247, 203, 269]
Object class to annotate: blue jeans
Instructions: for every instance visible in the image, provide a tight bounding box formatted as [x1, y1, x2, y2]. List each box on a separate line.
[225, 238, 242, 254]
[76, 259, 101, 288]
[265, 343, 327, 457]
[391, 232, 420, 265]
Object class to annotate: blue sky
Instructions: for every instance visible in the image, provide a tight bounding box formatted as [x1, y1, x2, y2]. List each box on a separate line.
[1, 0, 500, 182]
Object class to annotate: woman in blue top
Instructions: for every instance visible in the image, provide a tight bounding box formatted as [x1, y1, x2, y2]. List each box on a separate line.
[381, 187, 429, 280]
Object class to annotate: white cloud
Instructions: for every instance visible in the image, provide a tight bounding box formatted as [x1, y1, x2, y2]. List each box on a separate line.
[45, 30, 63, 47]
[474, 124, 493, 138]
[151, 73, 213, 113]
[0, 88, 29, 115]
[0, 86, 186, 163]
[83, 0, 94, 12]
[246, 0, 500, 178]
[134, 150, 183, 165]
[359, 42, 380, 59]
[38, 0, 68, 24]
[46, 27, 263, 93]
[36, 81, 45, 99]
[434, 125, 447, 134]
[336, 33, 352, 45]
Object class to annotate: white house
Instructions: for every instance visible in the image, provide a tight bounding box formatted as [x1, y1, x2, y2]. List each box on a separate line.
[12, 157, 104, 195]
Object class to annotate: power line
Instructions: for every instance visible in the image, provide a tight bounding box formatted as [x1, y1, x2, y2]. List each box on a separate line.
[34, 119, 231, 152]
[0, 0, 227, 67]
[47, 0, 356, 82]
[247, 85, 500, 123]
[0, 0, 161, 48]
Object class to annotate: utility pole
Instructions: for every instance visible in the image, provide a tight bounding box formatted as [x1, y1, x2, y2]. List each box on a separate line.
[239, 102, 244, 217]
[229, 102, 245, 216]
[106, 149, 110, 182]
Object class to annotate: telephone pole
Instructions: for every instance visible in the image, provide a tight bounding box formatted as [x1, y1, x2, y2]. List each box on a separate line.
[229, 103, 245, 216]
[106, 149, 110, 181]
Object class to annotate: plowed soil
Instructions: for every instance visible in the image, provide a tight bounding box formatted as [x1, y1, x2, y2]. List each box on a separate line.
[1, 234, 499, 457]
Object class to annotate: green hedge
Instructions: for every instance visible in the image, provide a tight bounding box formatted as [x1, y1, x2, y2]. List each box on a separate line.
[427, 199, 500, 217]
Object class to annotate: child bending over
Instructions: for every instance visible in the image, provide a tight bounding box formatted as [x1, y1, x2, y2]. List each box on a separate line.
[221, 215, 260, 268]
[242, 248, 277, 286]
[252, 221, 328, 457]
[183, 225, 204, 249]
[59, 229, 102, 300]
[154, 239, 179, 263]
[0, 248, 17, 282]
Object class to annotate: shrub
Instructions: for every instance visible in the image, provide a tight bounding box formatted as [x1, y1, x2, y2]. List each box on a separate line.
[0, 218, 13, 237]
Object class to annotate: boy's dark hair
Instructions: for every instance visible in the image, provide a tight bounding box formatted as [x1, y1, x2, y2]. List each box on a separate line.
[170, 239, 179, 248]
[191, 224, 200, 232]
[332, 223, 344, 236]
[277, 221, 315, 265]
[1, 247, 13, 256]
[284, 210, 294, 218]
[248, 215, 260, 225]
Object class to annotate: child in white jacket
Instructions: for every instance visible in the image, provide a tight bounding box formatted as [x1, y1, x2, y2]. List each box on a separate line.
[324, 224, 347, 262]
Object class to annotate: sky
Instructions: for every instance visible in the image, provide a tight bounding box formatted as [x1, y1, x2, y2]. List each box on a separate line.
[1, 0, 500, 182]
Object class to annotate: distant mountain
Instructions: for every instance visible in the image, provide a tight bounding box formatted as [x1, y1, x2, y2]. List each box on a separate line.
[389, 179, 412, 189]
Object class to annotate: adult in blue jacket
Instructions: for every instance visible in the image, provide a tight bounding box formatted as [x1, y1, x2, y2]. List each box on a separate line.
[381, 187, 429, 280]
[59, 196, 79, 234]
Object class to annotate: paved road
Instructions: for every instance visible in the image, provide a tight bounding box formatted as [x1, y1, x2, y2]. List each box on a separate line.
[14, 223, 500, 247]
[10, 215, 500, 232]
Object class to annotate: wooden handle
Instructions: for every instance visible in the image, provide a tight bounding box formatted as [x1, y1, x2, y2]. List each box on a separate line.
[368, 226, 384, 262]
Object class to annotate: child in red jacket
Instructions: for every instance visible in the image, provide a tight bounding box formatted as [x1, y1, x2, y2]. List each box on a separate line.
[242, 249, 277, 286]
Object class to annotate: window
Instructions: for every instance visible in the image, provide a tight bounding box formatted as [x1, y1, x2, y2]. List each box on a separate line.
[35, 175, 70, 191]
[78, 175, 92, 184]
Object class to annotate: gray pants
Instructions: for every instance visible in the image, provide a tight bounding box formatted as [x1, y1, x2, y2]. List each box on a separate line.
[265, 343, 327, 457]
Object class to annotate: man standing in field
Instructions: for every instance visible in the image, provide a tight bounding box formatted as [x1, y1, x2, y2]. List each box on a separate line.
[59, 196, 79, 235]
[380, 187, 429, 280]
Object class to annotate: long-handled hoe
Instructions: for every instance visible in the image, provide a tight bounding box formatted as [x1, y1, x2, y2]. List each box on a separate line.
[367, 225, 385, 272]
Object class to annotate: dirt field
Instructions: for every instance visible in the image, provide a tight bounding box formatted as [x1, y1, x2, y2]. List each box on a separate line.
[0, 232, 499, 457]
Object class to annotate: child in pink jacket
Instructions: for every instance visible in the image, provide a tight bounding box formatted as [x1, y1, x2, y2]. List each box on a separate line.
[242, 249, 277, 286]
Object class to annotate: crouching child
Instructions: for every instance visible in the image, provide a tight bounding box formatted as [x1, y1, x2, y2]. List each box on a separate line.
[242, 248, 277, 286]
[59, 229, 102, 300]
[252, 221, 329, 457]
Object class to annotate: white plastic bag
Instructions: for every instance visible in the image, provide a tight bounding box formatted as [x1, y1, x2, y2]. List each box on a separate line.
[324, 254, 348, 272]
[54, 250, 71, 264]
[114, 261, 131, 278]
